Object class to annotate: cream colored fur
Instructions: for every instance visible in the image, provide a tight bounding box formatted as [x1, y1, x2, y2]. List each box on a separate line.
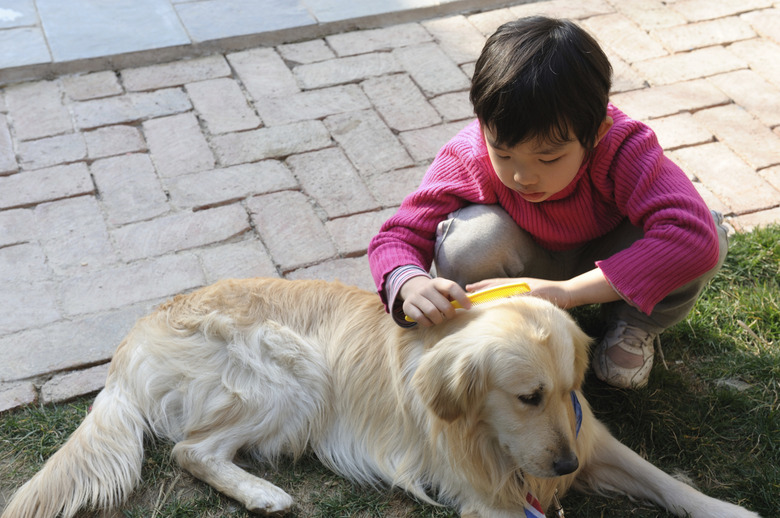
[1, 278, 760, 518]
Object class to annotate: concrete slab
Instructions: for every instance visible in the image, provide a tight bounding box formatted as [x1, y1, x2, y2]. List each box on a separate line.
[37, 0, 190, 62]
[175, 0, 316, 42]
[0, 27, 50, 69]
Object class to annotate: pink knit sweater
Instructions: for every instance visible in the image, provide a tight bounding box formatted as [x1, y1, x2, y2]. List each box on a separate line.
[368, 104, 720, 315]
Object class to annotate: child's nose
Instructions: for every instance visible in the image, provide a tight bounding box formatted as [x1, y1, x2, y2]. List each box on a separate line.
[514, 169, 538, 186]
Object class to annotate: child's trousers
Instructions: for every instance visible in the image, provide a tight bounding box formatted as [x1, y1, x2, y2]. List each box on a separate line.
[433, 204, 729, 334]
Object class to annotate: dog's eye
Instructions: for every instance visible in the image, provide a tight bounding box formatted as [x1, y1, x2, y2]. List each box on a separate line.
[518, 392, 542, 406]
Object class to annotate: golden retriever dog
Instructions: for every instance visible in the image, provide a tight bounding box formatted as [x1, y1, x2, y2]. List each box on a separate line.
[2, 278, 760, 518]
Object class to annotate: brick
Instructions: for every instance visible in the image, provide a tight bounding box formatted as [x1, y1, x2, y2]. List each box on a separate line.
[62, 71, 122, 100]
[0, 208, 34, 246]
[293, 53, 404, 90]
[255, 84, 370, 127]
[84, 125, 146, 159]
[741, 8, 780, 45]
[632, 46, 746, 85]
[467, 8, 516, 36]
[671, 0, 773, 22]
[166, 161, 298, 209]
[728, 39, 780, 90]
[0, 114, 17, 174]
[121, 54, 231, 91]
[609, 53, 648, 94]
[41, 363, 110, 404]
[732, 206, 780, 231]
[708, 69, 780, 127]
[18, 132, 87, 170]
[610, 79, 729, 120]
[399, 121, 466, 162]
[211, 120, 331, 165]
[324, 110, 413, 175]
[325, 208, 396, 255]
[422, 15, 486, 64]
[393, 43, 470, 97]
[0, 163, 94, 210]
[0, 280, 60, 334]
[34, 196, 116, 272]
[430, 91, 474, 122]
[73, 88, 192, 129]
[0, 382, 36, 412]
[610, 0, 687, 31]
[361, 74, 441, 131]
[758, 164, 780, 192]
[198, 240, 279, 284]
[228, 48, 300, 100]
[692, 181, 730, 215]
[652, 17, 755, 52]
[277, 39, 335, 64]
[670, 142, 780, 213]
[5, 80, 72, 140]
[60, 253, 205, 315]
[90, 153, 168, 225]
[112, 204, 250, 261]
[286, 148, 378, 218]
[583, 13, 668, 63]
[0, 305, 150, 381]
[693, 104, 780, 170]
[365, 165, 428, 206]
[285, 256, 375, 293]
[186, 78, 260, 134]
[326, 23, 432, 57]
[247, 190, 336, 271]
[0, 242, 51, 283]
[644, 113, 713, 150]
[143, 112, 215, 177]
[508, 0, 614, 20]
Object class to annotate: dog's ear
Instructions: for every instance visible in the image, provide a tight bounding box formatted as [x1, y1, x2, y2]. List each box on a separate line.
[412, 343, 488, 422]
[570, 321, 593, 389]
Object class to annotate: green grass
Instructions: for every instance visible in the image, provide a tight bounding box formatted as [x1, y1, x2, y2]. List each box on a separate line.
[1, 226, 777, 517]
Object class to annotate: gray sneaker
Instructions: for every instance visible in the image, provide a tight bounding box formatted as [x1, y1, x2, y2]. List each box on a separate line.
[592, 320, 658, 388]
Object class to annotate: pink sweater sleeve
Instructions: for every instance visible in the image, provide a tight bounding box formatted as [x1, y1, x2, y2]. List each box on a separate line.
[368, 121, 495, 304]
[593, 110, 720, 314]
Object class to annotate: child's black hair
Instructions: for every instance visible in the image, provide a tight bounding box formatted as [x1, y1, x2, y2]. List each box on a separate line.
[470, 16, 612, 150]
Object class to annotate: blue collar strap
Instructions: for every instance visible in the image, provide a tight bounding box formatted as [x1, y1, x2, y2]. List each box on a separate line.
[570, 391, 582, 437]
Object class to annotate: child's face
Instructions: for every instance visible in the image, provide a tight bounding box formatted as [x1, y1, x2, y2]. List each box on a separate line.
[482, 125, 587, 203]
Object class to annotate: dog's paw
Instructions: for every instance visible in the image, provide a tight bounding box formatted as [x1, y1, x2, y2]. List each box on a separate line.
[243, 485, 294, 516]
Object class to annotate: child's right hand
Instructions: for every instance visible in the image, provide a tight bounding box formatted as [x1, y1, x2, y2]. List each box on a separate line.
[399, 276, 472, 327]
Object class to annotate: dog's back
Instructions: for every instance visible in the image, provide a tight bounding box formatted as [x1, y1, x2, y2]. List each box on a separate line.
[1, 278, 391, 518]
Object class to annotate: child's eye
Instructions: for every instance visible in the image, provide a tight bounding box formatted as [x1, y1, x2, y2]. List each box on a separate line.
[497, 154, 512, 160]
[540, 156, 561, 164]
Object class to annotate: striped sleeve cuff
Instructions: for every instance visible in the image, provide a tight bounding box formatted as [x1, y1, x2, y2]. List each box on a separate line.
[386, 265, 431, 327]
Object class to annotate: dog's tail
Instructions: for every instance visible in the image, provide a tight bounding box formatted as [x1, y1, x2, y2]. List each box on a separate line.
[1, 384, 147, 518]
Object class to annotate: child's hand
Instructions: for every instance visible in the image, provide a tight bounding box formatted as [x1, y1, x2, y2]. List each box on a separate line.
[400, 277, 472, 326]
[467, 277, 574, 309]
[467, 269, 620, 310]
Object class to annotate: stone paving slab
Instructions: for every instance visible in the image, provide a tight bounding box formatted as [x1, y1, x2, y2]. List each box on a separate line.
[0, 0, 779, 411]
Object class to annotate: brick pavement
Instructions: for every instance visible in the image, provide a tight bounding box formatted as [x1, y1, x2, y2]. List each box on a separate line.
[1, 0, 779, 411]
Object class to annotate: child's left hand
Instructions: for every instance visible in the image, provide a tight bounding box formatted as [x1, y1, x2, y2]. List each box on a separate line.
[466, 269, 621, 310]
[467, 277, 575, 309]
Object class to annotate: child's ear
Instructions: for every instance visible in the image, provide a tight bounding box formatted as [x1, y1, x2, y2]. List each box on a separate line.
[593, 116, 614, 147]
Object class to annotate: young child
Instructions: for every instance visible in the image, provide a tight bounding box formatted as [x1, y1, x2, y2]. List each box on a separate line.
[367, 16, 729, 389]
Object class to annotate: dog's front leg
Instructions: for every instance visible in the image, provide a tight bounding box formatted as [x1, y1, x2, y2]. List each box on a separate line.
[173, 444, 293, 515]
[576, 421, 761, 518]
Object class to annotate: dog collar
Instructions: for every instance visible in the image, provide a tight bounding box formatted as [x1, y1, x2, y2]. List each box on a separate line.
[523, 391, 582, 518]
[571, 390, 582, 438]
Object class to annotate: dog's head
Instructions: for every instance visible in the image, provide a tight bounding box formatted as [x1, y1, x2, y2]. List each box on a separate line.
[412, 296, 590, 479]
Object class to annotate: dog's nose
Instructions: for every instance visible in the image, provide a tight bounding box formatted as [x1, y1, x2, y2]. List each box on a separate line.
[553, 452, 579, 475]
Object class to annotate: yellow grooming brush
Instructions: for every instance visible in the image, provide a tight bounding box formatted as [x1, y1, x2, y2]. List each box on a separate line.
[405, 281, 531, 322]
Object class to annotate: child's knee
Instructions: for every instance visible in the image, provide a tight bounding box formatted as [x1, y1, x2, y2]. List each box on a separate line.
[433, 205, 533, 285]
